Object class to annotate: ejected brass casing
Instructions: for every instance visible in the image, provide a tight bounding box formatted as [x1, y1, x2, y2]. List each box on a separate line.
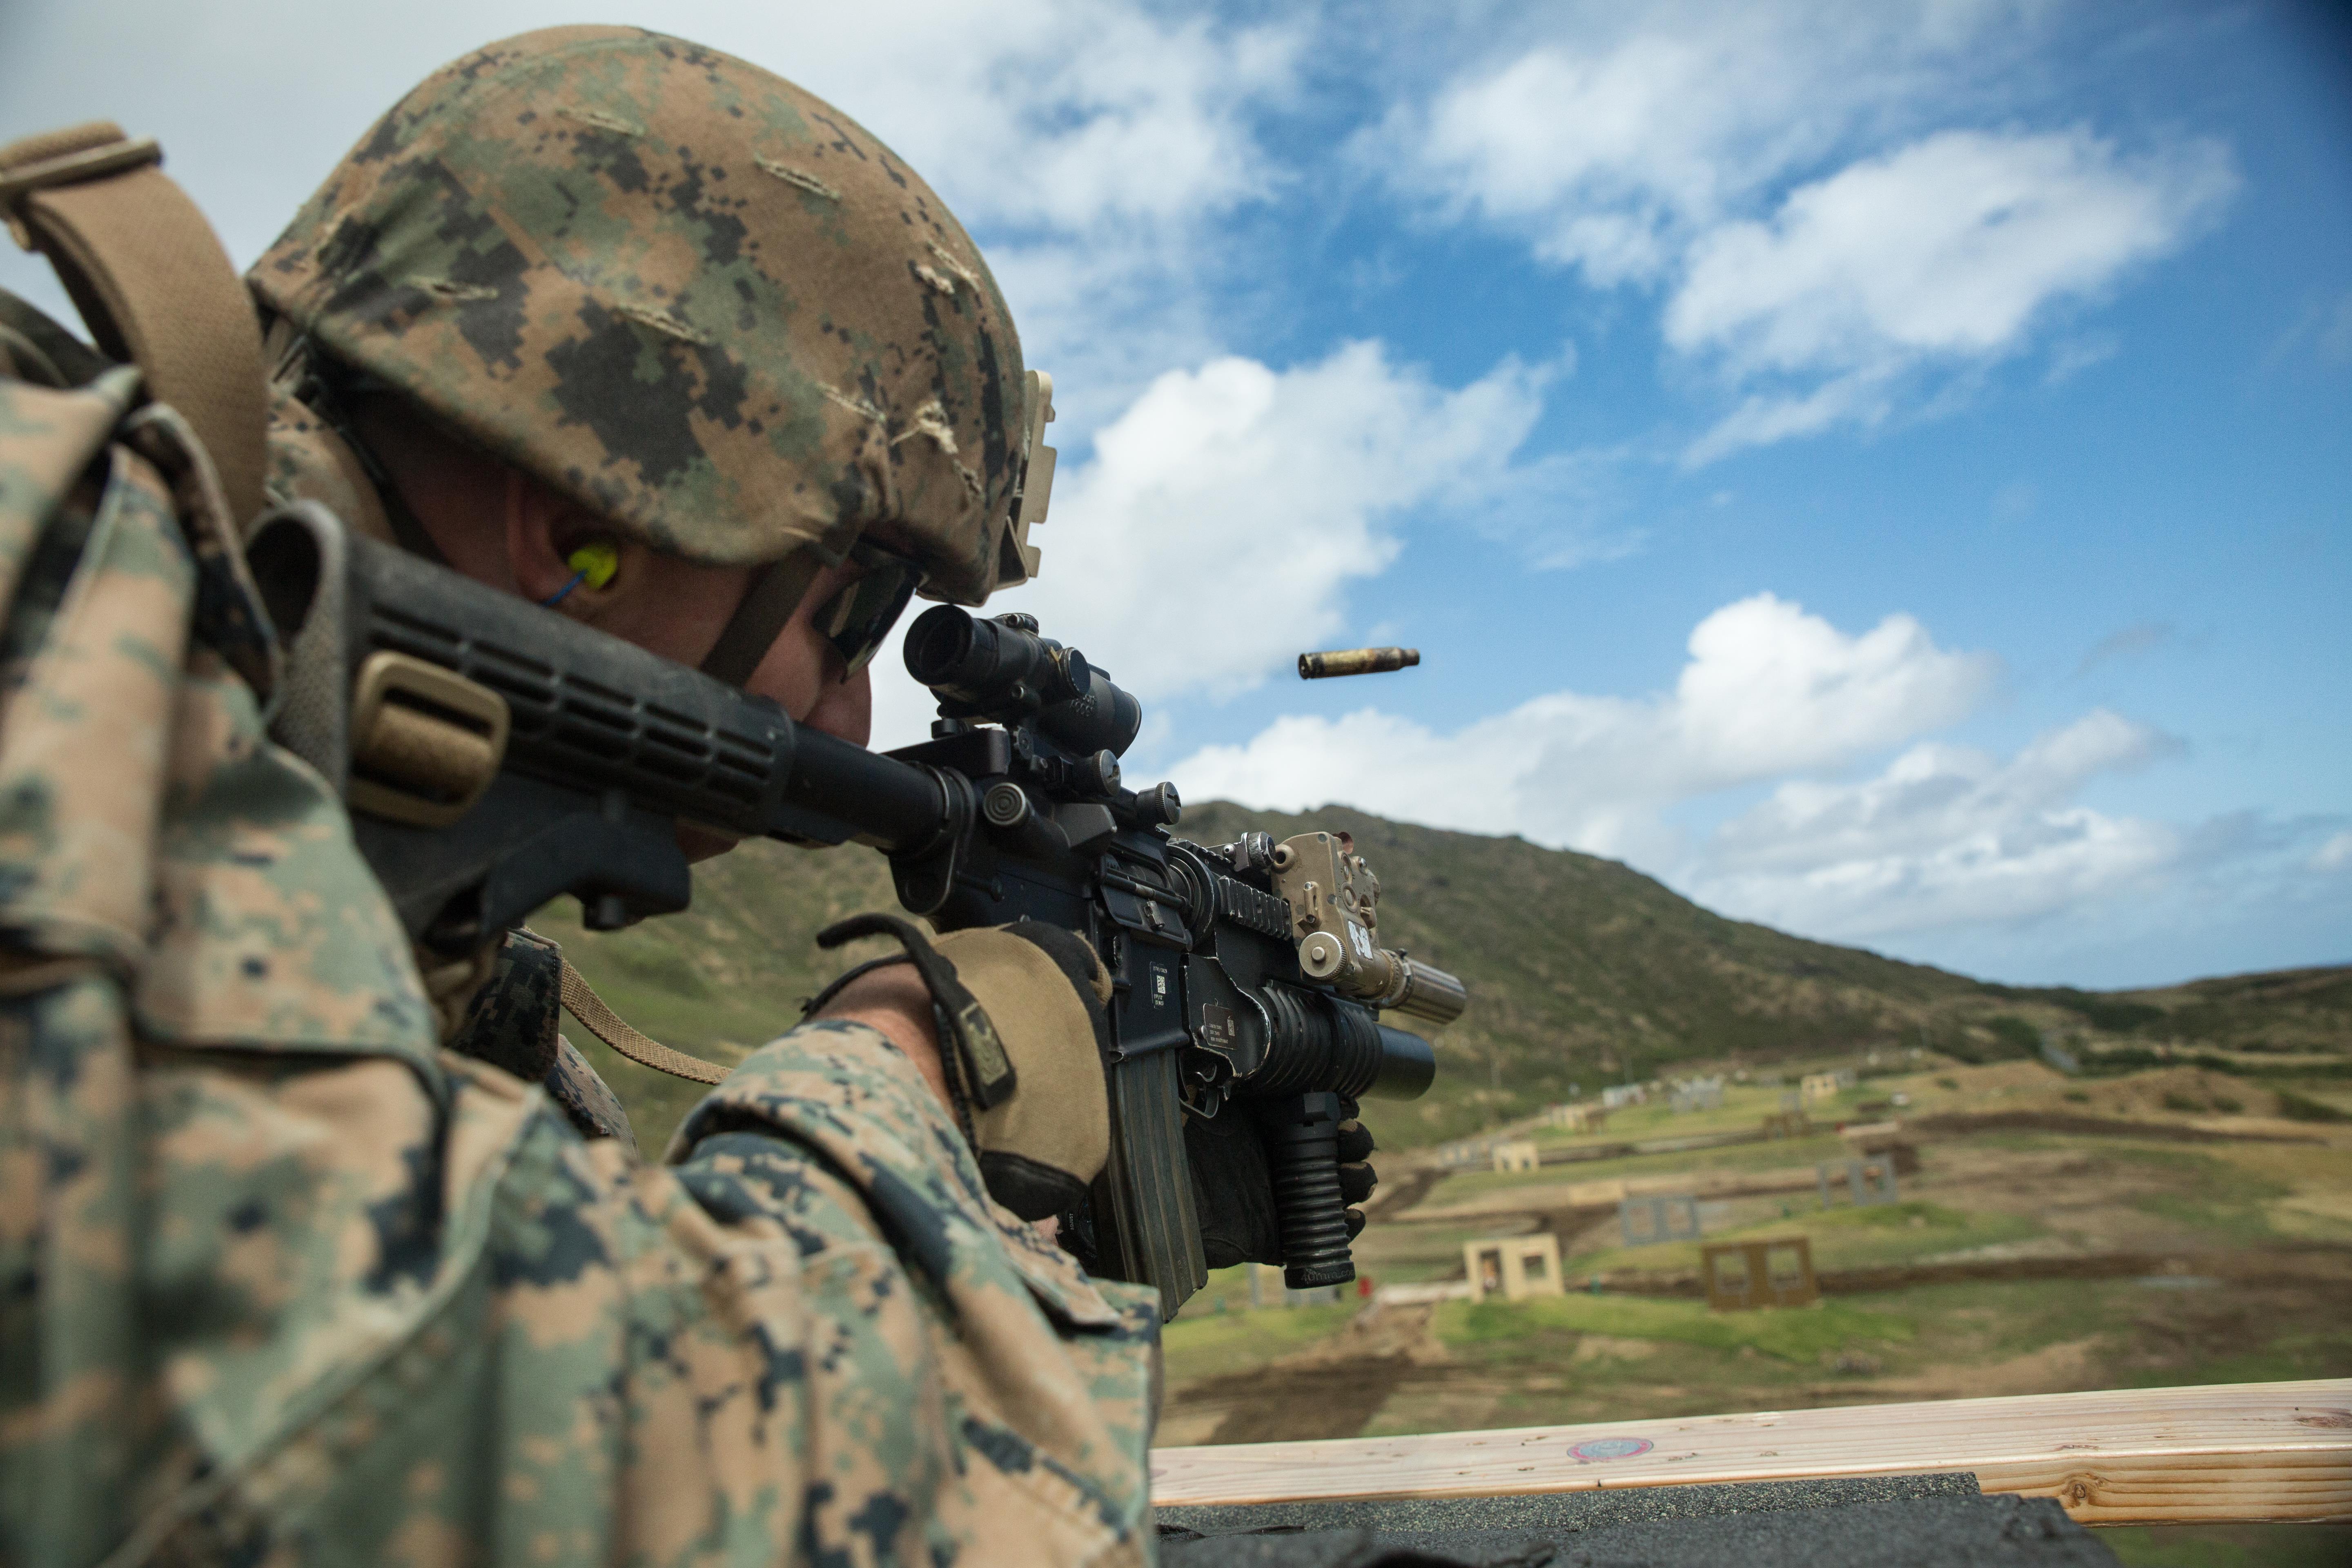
[1298, 646, 1420, 680]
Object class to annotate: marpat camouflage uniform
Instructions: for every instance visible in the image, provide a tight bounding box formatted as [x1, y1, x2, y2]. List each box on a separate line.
[1, 26, 1161, 1568]
[446, 927, 636, 1146]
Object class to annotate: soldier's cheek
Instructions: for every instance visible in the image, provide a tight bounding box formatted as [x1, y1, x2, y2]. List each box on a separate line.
[800, 666, 872, 747]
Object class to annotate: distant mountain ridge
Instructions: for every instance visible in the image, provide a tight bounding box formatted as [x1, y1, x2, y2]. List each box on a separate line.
[537, 799, 2351, 1149]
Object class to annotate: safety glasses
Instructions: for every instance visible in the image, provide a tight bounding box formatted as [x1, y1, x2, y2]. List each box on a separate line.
[813, 538, 924, 677]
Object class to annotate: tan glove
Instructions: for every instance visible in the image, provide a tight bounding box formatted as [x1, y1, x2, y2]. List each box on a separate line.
[812, 915, 1112, 1221]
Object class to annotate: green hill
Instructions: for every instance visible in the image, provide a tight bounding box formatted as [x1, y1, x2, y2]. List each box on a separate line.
[536, 801, 2352, 1151]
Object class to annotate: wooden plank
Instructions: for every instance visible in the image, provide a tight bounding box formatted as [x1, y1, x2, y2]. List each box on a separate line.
[1151, 1379, 2352, 1526]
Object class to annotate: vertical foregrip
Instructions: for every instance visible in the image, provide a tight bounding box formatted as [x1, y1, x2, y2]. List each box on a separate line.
[1261, 1091, 1356, 1290]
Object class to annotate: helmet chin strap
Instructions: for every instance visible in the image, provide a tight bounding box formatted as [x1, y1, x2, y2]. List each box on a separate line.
[698, 549, 826, 689]
[294, 349, 454, 567]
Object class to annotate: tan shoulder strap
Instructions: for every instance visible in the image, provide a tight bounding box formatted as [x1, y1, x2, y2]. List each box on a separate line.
[0, 122, 267, 526]
[558, 959, 731, 1086]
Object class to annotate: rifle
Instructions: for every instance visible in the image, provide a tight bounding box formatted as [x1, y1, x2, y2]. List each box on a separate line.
[246, 502, 1466, 1318]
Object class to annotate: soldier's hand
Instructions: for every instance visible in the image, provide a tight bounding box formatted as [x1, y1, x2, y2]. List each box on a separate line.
[935, 921, 1114, 1222]
[1187, 1104, 1278, 1269]
[814, 916, 1112, 1222]
[815, 962, 956, 1104]
[1189, 1096, 1381, 1266]
[1337, 1108, 1379, 1240]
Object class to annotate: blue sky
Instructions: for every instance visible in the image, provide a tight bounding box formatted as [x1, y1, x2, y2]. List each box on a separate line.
[3, 0, 2346, 988]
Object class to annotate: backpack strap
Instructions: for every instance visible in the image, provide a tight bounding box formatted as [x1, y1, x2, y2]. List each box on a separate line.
[0, 122, 267, 528]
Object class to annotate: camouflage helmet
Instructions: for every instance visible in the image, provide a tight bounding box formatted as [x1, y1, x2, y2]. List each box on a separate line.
[250, 26, 1049, 629]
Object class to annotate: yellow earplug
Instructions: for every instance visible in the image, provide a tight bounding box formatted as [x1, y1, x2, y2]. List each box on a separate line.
[567, 540, 621, 590]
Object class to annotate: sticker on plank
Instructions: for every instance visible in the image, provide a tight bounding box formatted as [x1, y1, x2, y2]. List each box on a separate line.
[1568, 1438, 1654, 1464]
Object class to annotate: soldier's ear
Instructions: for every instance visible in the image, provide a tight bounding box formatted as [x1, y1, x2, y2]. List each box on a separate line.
[503, 468, 577, 604]
[507, 474, 657, 617]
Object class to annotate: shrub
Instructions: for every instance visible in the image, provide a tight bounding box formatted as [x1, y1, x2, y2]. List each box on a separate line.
[2052, 993, 2165, 1033]
[2080, 1047, 2167, 1078]
[1984, 1015, 2042, 1054]
[1934, 1015, 2044, 1064]
[2276, 1089, 2349, 1123]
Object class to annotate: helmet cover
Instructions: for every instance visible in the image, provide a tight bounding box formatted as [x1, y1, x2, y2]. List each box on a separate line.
[251, 25, 1029, 603]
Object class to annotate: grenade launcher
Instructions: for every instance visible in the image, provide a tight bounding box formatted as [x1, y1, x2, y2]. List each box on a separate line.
[246, 502, 1466, 1319]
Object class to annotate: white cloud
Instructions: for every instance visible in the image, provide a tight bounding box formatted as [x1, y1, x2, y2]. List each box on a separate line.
[1668, 131, 2228, 370]
[872, 338, 1555, 746]
[1375, 3, 2237, 457]
[1669, 128, 2234, 457]
[1171, 599, 2208, 943]
[992, 341, 1550, 702]
[1173, 592, 1996, 860]
[1670, 595, 1998, 777]
[2045, 334, 2119, 384]
[2271, 287, 2352, 370]
[2075, 621, 2174, 678]
[2315, 831, 2352, 873]
[1383, 2, 2027, 285]
[0, 0, 1300, 424]
[1691, 710, 2182, 935]
[1680, 377, 1895, 465]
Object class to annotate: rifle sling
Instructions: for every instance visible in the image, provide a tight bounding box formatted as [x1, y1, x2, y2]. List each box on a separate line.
[0, 122, 268, 527]
[558, 959, 730, 1086]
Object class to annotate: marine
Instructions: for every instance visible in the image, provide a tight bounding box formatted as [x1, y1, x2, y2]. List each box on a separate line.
[0, 25, 1172, 1565]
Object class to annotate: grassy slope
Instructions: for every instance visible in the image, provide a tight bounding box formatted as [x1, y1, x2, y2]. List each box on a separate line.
[2068, 965, 2352, 1052]
[1160, 1065, 2352, 1460]
[534, 800, 2352, 1151]
[1174, 804, 1982, 1122]
[531, 832, 907, 1150]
